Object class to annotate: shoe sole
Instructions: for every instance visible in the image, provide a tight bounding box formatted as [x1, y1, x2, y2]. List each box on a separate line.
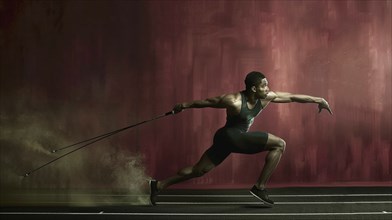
[249, 190, 274, 207]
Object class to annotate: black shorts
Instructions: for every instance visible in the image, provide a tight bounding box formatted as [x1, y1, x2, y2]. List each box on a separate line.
[205, 127, 269, 165]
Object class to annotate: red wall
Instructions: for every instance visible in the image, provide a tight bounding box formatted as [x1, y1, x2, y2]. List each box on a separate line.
[0, 0, 390, 190]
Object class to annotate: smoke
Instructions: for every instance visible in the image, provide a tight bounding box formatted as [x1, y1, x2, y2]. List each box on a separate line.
[103, 153, 151, 205]
[0, 113, 63, 189]
[0, 107, 151, 206]
[63, 152, 151, 206]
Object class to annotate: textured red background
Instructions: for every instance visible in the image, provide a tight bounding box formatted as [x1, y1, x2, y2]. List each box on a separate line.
[0, 0, 391, 189]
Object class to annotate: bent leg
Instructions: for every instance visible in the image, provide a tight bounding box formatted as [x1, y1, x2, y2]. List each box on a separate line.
[157, 152, 216, 191]
[256, 133, 286, 189]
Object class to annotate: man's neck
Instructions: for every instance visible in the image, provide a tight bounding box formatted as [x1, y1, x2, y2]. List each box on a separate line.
[244, 90, 258, 104]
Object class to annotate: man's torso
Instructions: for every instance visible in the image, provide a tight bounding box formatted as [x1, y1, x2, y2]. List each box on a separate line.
[225, 91, 271, 117]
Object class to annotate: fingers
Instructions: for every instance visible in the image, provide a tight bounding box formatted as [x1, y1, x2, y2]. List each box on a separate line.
[324, 101, 333, 115]
[316, 98, 333, 115]
[327, 107, 333, 115]
[318, 105, 333, 115]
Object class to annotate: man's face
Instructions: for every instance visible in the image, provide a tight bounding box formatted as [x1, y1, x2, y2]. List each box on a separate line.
[254, 78, 270, 99]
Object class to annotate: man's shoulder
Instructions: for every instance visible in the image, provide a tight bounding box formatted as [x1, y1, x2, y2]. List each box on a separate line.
[219, 92, 242, 108]
[222, 92, 242, 101]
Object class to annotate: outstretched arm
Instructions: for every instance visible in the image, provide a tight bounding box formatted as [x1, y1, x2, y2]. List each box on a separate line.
[269, 91, 333, 115]
[173, 94, 235, 114]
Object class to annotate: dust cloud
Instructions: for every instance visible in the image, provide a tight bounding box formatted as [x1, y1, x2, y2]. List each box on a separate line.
[0, 108, 151, 206]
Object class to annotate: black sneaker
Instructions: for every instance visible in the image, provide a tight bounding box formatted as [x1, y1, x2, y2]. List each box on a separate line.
[250, 185, 274, 207]
[149, 179, 159, 206]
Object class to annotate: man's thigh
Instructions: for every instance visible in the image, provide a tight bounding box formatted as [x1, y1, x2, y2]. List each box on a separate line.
[232, 131, 269, 154]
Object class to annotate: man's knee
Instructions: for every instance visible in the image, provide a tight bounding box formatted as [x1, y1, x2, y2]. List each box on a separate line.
[178, 166, 211, 177]
[268, 138, 286, 153]
[277, 138, 286, 152]
[192, 166, 212, 177]
[266, 134, 286, 152]
[178, 166, 193, 176]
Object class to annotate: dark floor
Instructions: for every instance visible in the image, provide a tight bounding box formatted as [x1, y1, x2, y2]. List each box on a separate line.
[1, 187, 391, 220]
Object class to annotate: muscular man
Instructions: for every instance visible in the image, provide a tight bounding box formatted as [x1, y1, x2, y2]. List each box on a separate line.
[149, 71, 333, 207]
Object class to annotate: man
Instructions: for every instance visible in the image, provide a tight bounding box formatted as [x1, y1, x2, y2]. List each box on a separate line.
[149, 71, 333, 207]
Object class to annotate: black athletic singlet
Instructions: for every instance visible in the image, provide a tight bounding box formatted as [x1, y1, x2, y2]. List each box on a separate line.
[205, 91, 269, 165]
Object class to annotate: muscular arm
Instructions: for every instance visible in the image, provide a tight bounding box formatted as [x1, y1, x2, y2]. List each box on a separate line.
[181, 95, 229, 109]
[270, 92, 323, 103]
[268, 91, 333, 114]
[173, 94, 237, 113]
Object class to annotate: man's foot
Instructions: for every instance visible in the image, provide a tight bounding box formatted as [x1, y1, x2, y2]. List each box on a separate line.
[149, 179, 159, 206]
[249, 185, 274, 207]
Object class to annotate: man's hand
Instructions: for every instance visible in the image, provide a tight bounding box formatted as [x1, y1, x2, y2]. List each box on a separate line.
[318, 99, 333, 115]
[173, 103, 185, 114]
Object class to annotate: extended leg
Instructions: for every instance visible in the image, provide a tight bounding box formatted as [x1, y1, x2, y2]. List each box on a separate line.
[157, 152, 216, 191]
[149, 152, 216, 205]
